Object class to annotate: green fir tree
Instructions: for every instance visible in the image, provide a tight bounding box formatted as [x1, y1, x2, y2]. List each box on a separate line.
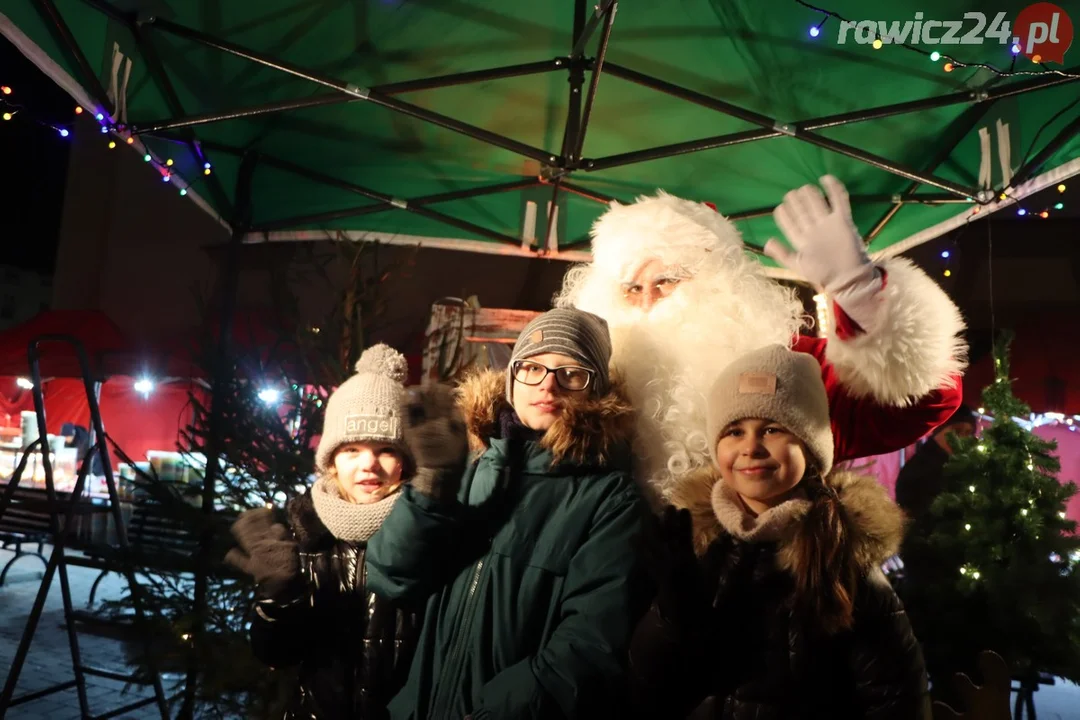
[900, 331, 1080, 703]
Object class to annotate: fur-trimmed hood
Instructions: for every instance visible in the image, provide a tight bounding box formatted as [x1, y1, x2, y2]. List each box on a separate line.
[668, 467, 906, 573]
[456, 368, 636, 468]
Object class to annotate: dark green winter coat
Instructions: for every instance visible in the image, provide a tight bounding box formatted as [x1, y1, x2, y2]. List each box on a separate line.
[366, 369, 650, 719]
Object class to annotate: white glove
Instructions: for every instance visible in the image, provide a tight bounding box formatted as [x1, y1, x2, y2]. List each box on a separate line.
[764, 175, 884, 333]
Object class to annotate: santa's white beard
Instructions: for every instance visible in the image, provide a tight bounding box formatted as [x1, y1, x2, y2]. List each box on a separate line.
[567, 259, 805, 495]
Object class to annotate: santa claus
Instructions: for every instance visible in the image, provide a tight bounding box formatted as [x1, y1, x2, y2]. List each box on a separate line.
[555, 176, 966, 495]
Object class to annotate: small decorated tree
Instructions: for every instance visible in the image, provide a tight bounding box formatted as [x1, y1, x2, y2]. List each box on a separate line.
[900, 331, 1080, 706]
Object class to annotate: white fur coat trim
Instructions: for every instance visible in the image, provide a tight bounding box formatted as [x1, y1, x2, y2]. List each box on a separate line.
[826, 257, 967, 407]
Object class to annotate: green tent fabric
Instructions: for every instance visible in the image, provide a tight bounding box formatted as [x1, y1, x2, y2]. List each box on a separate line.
[4, 0, 1079, 274]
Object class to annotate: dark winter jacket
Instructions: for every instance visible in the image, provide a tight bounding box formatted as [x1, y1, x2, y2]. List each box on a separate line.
[366, 369, 650, 719]
[629, 468, 931, 720]
[250, 492, 420, 720]
[894, 438, 949, 520]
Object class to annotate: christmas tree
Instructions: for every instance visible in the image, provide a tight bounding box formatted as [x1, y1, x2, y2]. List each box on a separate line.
[899, 331, 1080, 705]
[97, 241, 416, 717]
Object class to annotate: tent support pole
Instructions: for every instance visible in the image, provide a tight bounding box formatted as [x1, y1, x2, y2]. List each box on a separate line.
[558, 0, 587, 170]
[728, 193, 974, 221]
[152, 136, 531, 246]
[252, 179, 541, 232]
[583, 67, 1080, 173]
[33, 0, 114, 115]
[571, 0, 617, 59]
[1007, 112, 1080, 190]
[560, 181, 616, 204]
[572, 1, 616, 164]
[599, 62, 978, 199]
[127, 19, 235, 221]
[129, 59, 565, 135]
[178, 150, 259, 720]
[867, 102, 999, 241]
[234, 153, 522, 244]
[542, 179, 563, 252]
[129, 14, 555, 164]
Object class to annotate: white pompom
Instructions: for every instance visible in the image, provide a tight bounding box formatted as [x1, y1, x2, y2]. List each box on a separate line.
[354, 343, 408, 383]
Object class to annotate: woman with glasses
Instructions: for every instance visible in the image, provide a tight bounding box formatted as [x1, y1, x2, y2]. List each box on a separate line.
[365, 308, 650, 719]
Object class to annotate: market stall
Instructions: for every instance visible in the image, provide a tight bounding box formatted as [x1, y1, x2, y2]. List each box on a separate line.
[0, 310, 204, 499]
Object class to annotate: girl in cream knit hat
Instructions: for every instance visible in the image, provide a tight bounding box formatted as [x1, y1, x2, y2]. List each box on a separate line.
[226, 344, 418, 719]
[628, 344, 931, 719]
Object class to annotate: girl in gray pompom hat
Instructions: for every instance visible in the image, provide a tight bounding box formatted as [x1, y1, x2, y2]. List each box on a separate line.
[628, 344, 931, 720]
[226, 344, 419, 719]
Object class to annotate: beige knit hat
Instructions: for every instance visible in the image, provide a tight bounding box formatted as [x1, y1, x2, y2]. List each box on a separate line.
[705, 345, 834, 476]
[315, 344, 411, 474]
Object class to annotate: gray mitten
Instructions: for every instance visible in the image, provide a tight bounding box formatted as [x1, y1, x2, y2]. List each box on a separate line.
[224, 508, 302, 602]
[403, 383, 469, 502]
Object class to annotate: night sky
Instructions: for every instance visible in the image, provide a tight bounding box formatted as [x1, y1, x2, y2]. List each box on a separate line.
[2, 37, 73, 274]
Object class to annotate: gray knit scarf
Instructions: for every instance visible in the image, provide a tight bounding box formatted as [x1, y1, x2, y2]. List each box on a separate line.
[309, 477, 401, 542]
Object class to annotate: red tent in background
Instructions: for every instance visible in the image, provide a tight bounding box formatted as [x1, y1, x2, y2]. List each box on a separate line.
[0, 310, 132, 379]
[0, 310, 202, 467]
[962, 312, 1080, 416]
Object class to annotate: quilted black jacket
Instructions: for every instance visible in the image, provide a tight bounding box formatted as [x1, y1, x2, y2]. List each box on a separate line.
[628, 469, 931, 720]
[249, 492, 420, 720]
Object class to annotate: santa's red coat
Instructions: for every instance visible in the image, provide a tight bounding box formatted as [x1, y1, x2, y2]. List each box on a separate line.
[794, 334, 961, 464]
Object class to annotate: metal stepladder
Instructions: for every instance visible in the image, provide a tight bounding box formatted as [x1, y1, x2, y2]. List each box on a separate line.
[0, 335, 170, 719]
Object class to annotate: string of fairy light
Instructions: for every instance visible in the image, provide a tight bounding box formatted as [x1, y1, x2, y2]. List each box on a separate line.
[796, 0, 1080, 78]
[1, 83, 213, 199]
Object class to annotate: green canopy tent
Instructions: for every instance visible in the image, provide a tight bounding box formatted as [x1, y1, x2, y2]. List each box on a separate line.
[4, 2, 1080, 715]
[3, 0, 1080, 279]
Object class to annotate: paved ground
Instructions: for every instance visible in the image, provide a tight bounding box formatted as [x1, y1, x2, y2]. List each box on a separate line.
[3, 544, 1079, 719]
[0, 548, 179, 719]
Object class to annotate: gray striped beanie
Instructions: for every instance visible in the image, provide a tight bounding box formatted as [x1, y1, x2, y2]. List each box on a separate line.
[506, 308, 612, 402]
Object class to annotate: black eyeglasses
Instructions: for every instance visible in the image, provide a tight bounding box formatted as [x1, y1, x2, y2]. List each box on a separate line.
[512, 360, 594, 391]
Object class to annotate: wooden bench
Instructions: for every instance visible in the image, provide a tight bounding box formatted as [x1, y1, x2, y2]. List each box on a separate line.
[81, 491, 227, 606]
[0, 486, 73, 586]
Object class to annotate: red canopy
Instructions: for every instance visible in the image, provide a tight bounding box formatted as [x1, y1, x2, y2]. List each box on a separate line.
[0, 310, 193, 380]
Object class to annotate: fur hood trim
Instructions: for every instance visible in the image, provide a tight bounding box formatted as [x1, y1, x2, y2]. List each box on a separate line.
[456, 368, 636, 468]
[668, 466, 906, 572]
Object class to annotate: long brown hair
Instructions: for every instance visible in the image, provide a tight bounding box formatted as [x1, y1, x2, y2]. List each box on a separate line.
[789, 470, 860, 634]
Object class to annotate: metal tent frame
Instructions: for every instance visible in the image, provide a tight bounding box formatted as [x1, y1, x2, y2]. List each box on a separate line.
[9, 1, 1080, 715]
[26, 0, 1080, 255]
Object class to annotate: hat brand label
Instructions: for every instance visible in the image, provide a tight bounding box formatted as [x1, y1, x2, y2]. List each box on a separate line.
[530, 329, 544, 343]
[738, 372, 777, 395]
[343, 414, 400, 437]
